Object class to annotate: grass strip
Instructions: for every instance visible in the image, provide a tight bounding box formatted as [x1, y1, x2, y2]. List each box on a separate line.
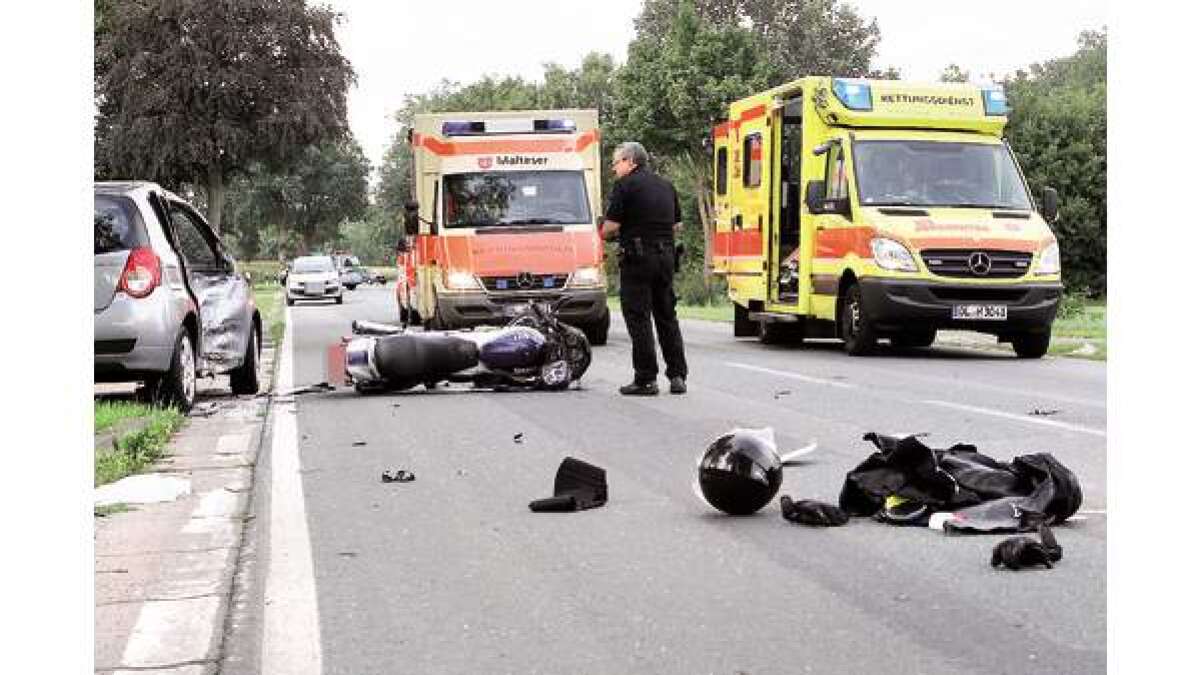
[94, 406, 185, 487]
[95, 400, 153, 433]
[253, 283, 285, 346]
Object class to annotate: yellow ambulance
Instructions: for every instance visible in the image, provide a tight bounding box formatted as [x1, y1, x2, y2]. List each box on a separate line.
[708, 77, 1062, 357]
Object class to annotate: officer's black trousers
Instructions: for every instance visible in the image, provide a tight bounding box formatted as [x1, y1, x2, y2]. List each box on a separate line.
[619, 249, 688, 384]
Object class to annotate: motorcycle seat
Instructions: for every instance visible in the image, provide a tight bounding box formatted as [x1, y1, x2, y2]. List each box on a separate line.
[374, 333, 479, 382]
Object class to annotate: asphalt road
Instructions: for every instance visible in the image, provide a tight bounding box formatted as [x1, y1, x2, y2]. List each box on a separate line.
[229, 285, 1106, 675]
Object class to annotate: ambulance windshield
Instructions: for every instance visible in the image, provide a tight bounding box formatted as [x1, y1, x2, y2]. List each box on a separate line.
[442, 170, 590, 227]
[854, 140, 1033, 210]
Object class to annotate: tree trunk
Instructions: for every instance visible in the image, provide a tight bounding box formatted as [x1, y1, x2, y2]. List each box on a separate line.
[205, 164, 226, 234]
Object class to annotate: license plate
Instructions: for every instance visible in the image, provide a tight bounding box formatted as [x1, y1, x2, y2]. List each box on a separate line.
[305, 283, 321, 295]
[952, 304, 1007, 320]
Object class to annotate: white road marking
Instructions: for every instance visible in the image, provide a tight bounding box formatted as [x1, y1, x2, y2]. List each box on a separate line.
[726, 361, 858, 389]
[262, 305, 323, 674]
[922, 399, 1107, 437]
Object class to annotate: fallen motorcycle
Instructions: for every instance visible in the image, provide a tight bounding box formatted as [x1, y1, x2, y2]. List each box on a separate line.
[337, 297, 592, 394]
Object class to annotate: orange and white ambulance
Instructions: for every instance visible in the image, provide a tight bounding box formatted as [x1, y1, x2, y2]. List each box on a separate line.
[395, 109, 609, 344]
[709, 77, 1063, 357]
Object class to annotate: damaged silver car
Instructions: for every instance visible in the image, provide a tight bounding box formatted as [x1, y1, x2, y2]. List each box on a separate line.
[94, 182, 261, 411]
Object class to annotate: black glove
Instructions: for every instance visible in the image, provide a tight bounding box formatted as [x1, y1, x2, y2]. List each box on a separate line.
[990, 524, 1063, 570]
[780, 495, 849, 526]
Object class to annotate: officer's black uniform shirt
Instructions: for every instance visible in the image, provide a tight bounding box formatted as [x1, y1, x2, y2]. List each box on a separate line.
[605, 166, 681, 245]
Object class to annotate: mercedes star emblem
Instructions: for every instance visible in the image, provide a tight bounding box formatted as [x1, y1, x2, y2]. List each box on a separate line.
[967, 251, 992, 276]
[516, 271, 535, 289]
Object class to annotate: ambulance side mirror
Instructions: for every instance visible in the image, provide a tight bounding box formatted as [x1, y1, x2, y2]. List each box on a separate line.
[805, 180, 827, 213]
[805, 180, 851, 218]
[1041, 187, 1059, 223]
[403, 200, 420, 236]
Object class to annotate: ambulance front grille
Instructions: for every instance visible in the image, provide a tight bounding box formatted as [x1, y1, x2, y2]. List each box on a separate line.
[919, 249, 1032, 279]
[481, 274, 568, 292]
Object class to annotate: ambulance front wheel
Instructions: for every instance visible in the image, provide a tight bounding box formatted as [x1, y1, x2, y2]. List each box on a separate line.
[839, 282, 878, 356]
[1012, 331, 1051, 359]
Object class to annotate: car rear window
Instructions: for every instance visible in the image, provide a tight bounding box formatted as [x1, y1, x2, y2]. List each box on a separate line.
[95, 195, 147, 254]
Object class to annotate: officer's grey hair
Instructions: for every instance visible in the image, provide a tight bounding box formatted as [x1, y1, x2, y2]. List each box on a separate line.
[614, 141, 649, 167]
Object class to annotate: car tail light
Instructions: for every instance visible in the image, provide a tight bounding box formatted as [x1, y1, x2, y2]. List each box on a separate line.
[119, 246, 161, 298]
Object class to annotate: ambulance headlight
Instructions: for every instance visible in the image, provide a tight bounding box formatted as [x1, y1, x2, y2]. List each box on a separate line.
[444, 269, 481, 291]
[982, 87, 1009, 116]
[567, 266, 604, 288]
[1034, 241, 1060, 275]
[833, 78, 873, 111]
[870, 238, 918, 272]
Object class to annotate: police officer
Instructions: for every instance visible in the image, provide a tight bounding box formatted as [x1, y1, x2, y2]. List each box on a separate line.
[600, 141, 688, 396]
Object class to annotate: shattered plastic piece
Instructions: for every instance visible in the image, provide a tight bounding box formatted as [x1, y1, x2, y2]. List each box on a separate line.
[277, 382, 336, 397]
[773, 389, 792, 399]
[352, 441, 367, 447]
[381, 470, 416, 483]
[697, 427, 783, 516]
[528, 457, 607, 512]
[188, 402, 222, 418]
[991, 524, 1063, 570]
[780, 495, 848, 526]
[780, 441, 818, 467]
[513, 433, 524, 444]
[1028, 408, 1061, 417]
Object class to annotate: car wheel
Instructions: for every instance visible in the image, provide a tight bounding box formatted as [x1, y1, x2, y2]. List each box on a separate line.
[891, 329, 936, 349]
[156, 331, 197, 411]
[346, 284, 357, 291]
[840, 283, 878, 356]
[335, 295, 344, 305]
[286, 297, 295, 306]
[1012, 331, 1051, 359]
[229, 330, 260, 395]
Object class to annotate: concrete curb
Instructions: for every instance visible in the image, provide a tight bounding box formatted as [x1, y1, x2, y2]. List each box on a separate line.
[94, 332, 283, 675]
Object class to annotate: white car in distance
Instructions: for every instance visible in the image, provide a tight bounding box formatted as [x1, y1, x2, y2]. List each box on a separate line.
[286, 255, 343, 306]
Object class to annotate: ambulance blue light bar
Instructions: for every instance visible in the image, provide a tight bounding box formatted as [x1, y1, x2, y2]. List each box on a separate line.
[982, 87, 1009, 116]
[442, 118, 577, 136]
[534, 118, 576, 133]
[832, 78, 873, 111]
[442, 121, 485, 135]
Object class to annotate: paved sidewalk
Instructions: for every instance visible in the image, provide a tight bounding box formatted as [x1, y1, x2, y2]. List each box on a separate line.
[94, 345, 276, 675]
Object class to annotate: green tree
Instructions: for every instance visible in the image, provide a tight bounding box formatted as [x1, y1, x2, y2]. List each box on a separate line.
[939, 63, 971, 83]
[1005, 30, 1107, 296]
[94, 0, 355, 233]
[335, 205, 400, 266]
[633, 0, 882, 81]
[222, 140, 370, 257]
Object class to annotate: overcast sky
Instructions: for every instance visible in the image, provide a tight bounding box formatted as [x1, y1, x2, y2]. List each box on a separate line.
[327, 0, 1108, 171]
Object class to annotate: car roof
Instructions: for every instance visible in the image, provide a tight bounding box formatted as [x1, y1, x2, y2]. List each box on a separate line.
[94, 181, 188, 204]
[293, 255, 333, 263]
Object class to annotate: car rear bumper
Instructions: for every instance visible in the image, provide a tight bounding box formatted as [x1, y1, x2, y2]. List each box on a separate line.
[436, 288, 608, 328]
[94, 290, 184, 376]
[859, 278, 1062, 336]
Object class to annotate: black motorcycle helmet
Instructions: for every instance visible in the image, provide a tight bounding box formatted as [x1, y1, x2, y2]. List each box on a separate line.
[697, 428, 783, 515]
